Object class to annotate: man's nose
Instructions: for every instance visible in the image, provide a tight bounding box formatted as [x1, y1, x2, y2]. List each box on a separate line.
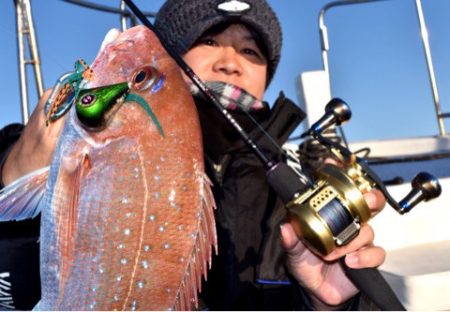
[212, 47, 242, 75]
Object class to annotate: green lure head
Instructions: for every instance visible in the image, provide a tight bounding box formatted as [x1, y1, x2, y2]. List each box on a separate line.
[75, 82, 129, 130]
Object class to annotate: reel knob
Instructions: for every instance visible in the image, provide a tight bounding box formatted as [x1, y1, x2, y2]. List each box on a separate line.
[398, 172, 441, 214]
[309, 98, 352, 135]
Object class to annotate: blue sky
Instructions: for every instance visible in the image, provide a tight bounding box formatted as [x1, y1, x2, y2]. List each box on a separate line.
[1, 0, 449, 143]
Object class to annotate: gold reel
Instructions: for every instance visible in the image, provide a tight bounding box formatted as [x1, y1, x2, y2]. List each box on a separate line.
[288, 98, 441, 256]
[287, 164, 372, 256]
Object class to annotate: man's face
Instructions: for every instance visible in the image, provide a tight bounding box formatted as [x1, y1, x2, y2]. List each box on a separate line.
[182, 24, 268, 100]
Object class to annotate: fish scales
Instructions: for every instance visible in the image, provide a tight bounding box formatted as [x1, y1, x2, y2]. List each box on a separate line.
[34, 26, 217, 310]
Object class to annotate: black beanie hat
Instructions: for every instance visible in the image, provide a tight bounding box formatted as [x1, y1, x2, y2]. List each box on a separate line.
[155, 0, 282, 87]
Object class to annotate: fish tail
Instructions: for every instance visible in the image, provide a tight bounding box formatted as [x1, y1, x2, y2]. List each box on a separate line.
[0, 166, 49, 221]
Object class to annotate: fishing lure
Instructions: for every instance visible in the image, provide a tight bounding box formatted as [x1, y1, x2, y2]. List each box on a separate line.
[75, 66, 165, 137]
[44, 59, 94, 125]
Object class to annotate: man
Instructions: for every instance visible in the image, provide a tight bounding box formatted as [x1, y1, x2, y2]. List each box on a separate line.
[0, 0, 386, 309]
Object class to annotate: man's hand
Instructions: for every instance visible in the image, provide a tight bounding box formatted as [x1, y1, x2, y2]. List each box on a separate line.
[1, 90, 65, 186]
[281, 189, 386, 309]
[1, 28, 122, 187]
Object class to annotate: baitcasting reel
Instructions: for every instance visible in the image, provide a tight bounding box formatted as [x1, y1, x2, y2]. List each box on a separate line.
[286, 98, 442, 256]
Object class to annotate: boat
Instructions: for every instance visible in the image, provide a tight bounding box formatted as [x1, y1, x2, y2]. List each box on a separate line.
[295, 0, 450, 310]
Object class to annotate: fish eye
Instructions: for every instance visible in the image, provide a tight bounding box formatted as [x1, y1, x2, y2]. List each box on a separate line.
[134, 70, 147, 84]
[130, 66, 163, 91]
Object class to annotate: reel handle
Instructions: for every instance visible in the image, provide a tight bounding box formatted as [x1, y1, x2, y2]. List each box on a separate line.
[398, 172, 442, 214]
[303, 101, 442, 215]
[301, 98, 351, 137]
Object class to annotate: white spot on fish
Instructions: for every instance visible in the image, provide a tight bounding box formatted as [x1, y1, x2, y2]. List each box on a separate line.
[114, 294, 120, 301]
[137, 281, 145, 289]
[131, 300, 138, 311]
[91, 287, 97, 292]
[160, 156, 165, 162]
[154, 175, 160, 181]
[159, 225, 165, 232]
[121, 196, 129, 204]
[142, 260, 149, 269]
[121, 258, 128, 265]
[143, 245, 151, 252]
[177, 224, 184, 231]
[125, 212, 133, 218]
[179, 257, 185, 263]
[149, 214, 156, 222]
[124, 228, 131, 236]
[117, 243, 125, 249]
[168, 190, 176, 202]
[116, 275, 122, 282]
[166, 288, 171, 293]
[153, 192, 160, 200]
[163, 243, 171, 249]
[89, 302, 96, 309]
[98, 265, 105, 274]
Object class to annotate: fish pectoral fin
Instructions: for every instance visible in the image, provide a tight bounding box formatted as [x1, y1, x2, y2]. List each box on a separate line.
[55, 152, 91, 307]
[0, 166, 49, 221]
[59, 152, 91, 245]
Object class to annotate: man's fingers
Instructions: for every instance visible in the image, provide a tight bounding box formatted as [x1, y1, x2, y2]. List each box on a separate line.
[280, 223, 311, 262]
[323, 224, 375, 261]
[280, 222, 300, 251]
[363, 188, 386, 216]
[344, 245, 386, 269]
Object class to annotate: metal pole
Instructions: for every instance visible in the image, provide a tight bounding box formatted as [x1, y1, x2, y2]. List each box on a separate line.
[120, 0, 128, 31]
[415, 0, 445, 135]
[24, 0, 44, 99]
[15, 0, 30, 124]
[14, 0, 45, 125]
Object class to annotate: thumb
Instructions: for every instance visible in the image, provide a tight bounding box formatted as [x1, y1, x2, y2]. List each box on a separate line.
[280, 223, 308, 259]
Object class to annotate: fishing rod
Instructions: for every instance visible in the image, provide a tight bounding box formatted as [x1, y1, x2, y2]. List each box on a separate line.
[123, 0, 441, 310]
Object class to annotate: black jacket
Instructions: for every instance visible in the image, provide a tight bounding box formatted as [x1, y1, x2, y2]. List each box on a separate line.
[0, 124, 41, 311]
[195, 92, 311, 310]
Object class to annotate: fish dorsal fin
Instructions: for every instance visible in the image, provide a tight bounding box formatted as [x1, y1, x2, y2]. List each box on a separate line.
[0, 166, 49, 221]
[174, 174, 217, 310]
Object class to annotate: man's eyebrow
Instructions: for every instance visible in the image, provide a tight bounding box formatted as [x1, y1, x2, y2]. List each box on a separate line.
[242, 34, 258, 44]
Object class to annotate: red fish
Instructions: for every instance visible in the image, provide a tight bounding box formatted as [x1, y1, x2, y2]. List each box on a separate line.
[0, 25, 217, 310]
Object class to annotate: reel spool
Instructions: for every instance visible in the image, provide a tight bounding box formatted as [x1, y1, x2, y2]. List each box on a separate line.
[288, 99, 442, 256]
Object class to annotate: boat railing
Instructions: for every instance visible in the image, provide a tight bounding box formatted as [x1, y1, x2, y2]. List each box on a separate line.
[14, 0, 156, 124]
[318, 0, 449, 136]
